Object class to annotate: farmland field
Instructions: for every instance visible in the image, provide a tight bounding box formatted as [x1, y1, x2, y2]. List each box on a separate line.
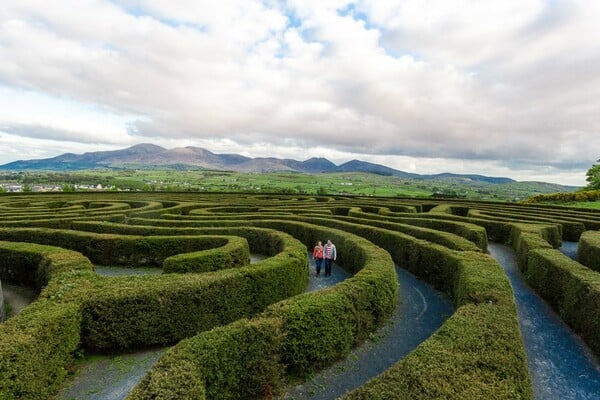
[0, 192, 599, 399]
[0, 169, 576, 201]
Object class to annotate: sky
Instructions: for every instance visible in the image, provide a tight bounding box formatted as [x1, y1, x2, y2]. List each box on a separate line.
[0, 0, 598, 186]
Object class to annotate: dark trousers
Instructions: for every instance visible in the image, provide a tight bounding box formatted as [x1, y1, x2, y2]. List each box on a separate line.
[315, 258, 323, 275]
[324, 258, 333, 276]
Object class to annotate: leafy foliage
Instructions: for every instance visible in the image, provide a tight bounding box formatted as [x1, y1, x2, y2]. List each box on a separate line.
[586, 159, 600, 190]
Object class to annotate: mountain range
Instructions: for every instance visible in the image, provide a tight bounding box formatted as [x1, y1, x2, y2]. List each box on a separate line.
[0, 143, 529, 185]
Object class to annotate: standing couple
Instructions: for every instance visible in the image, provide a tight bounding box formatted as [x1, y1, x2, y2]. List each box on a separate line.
[312, 239, 336, 277]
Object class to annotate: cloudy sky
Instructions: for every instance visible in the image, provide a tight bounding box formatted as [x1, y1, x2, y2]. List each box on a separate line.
[1, 0, 598, 185]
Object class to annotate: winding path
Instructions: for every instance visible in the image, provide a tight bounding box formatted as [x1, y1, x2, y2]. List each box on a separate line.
[57, 253, 349, 400]
[488, 243, 600, 399]
[559, 241, 579, 261]
[279, 263, 453, 400]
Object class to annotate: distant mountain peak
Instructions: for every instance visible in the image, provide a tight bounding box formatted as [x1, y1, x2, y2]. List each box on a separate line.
[0, 143, 522, 185]
[126, 143, 166, 153]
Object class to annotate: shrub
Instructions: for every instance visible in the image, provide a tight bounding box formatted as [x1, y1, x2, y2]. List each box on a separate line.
[130, 221, 398, 398]
[578, 231, 600, 272]
[0, 241, 92, 399]
[525, 248, 600, 355]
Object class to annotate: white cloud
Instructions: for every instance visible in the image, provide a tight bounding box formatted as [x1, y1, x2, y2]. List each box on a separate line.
[0, 0, 598, 185]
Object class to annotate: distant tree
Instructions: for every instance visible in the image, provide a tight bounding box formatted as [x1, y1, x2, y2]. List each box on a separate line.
[316, 186, 327, 196]
[62, 184, 76, 192]
[22, 184, 32, 192]
[586, 159, 600, 190]
[0, 186, 5, 193]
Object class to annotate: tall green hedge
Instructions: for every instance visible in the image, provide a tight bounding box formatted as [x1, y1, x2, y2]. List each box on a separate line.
[525, 248, 600, 355]
[347, 207, 488, 248]
[129, 220, 398, 399]
[0, 242, 93, 399]
[162, 236, 250, 273]
[343, 249, 531, 400]
[0, 228, 246, 267]
[509, 224, 600, 358]
[129, 217, 531, 400]
[0, 228, 307, 398]
[578, 231, 600, 272]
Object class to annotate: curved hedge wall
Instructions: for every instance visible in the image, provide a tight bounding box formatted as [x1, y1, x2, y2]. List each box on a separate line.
[0, 227, 307, 398]
[0, 241, 92, 399]
[130, 221, 397, 399]
[0, 193, 599, 399]
[578, 230, 600, 272]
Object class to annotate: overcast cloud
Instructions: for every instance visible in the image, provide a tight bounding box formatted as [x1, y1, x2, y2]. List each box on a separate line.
[0, 0, 598, 185]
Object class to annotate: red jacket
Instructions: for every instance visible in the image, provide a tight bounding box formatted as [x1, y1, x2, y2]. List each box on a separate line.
[313, 245, 324, 259]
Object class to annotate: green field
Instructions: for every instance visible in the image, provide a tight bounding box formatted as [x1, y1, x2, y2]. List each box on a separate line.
[547, 201, 600, 209]
[0, 169, 576, 202]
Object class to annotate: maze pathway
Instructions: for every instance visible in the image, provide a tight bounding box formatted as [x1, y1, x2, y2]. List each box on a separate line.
[57, 253, 350, 399]
[2, 193, 600, 399]
[1, 282, 36, 317]
[280, 265, 453, 400]
[56, 348, 165, 400]
[559, 241, 579, 261]
[489, 243, 600, 399]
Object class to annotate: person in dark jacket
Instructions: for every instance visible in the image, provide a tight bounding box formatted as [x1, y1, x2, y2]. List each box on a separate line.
[323, 239, 336, 277]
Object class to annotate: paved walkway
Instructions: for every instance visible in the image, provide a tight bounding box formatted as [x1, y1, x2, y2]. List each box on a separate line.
[488, 243, 600, 399]
[279, 264, 453, 399]
[559, 241, 579, 260]
[58, 251, 343, 400]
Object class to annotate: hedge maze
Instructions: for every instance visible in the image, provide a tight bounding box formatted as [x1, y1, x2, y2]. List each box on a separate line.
[0, 193, 599, 399]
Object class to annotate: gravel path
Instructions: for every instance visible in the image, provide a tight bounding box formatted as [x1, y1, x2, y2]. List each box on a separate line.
[559, 241, 578, 261]
[250, 253, 269, 263]
[56, 349, 165, 400]
[1, 282, 37, 318]
[305, 253, 350, 292]
[488, 243, 600, 399]
[94, 266, 163, 277]
[58, 252, 330, 400]
[94, 253, 270, 277]
[279, 264, 453, 399]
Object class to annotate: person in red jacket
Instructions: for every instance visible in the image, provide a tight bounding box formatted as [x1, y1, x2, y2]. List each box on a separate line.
[312, 241, 324, 277]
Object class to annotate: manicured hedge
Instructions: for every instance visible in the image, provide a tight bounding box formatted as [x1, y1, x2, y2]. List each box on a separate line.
[468, 208, 585, 241]
[508, 223, 600, 358]
[578, 231, 600, 272]
[129, 217, 530, 400]
[130, 317, 283, 400]
[0, 229, 306, 398]
[347, 207, 488, 249]
[55, 228, 307, 351]
[70, 221, 287, 256]
[0, 242, 93, 400]
[162, 236, 249, 273]
[2, 193, 595, 399]
[129, 220, 398, 399]
[508, 223, 560, 268]
[0, 280, 3, 322]
[172, 212, 484, 252]
[0, 228, 242, 267]
[0, 200, 164, 228]
[0, 241, 94, 290]
[525, 248, 600, 355]
[334, 215, 483, 252]
[343, 248, 531, 400]
[377, 205, 418, 214]
[0, 301, 81, 400]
